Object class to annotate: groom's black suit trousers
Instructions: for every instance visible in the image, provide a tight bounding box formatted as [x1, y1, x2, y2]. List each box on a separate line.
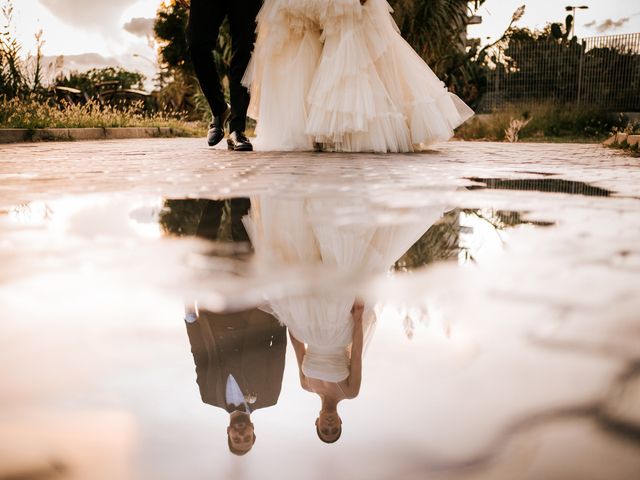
[187, 0, 261, 134]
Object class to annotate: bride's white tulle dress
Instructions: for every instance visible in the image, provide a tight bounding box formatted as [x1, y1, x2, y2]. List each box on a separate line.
[242, 0, 474, 152]
[243, 197, 445, 381]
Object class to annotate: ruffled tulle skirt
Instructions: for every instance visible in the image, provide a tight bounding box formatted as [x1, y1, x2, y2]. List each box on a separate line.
[242, 196, 446, 380]
[242, 0, 474, 152]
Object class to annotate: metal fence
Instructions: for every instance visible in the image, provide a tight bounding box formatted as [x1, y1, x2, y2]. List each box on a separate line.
[480, 33, 640, 112]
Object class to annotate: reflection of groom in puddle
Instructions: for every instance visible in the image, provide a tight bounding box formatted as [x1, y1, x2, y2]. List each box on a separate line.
[186, 309, 286, 455]
[184, 198, 286, 455]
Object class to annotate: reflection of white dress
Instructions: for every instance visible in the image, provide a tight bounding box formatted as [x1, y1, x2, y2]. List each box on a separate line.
[244, 197, 444, 382]
[242, 0, 474, 152]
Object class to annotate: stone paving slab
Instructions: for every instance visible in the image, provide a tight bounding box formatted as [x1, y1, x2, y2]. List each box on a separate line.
[1, 139, 640, 207]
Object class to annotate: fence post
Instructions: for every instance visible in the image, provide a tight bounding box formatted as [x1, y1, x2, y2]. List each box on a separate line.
[577, 40, 585, 106]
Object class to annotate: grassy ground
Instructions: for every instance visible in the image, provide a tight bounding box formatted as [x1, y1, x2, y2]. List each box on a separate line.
[455, 104, 623, 144]
[454, 136, 606, 144]
[606, 140, 640, 157]
[0, 97, 207, 136]
[2, 97, 633, 147]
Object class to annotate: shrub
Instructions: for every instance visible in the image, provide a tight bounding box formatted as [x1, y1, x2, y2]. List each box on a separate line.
[456, 103, 625, 142]
[55, 67, 146, 97]
[0, 95, 205, 134]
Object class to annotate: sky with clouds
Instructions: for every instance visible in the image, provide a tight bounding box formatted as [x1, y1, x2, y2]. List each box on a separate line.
[468, 1, 640, 43]
[8, 0, 640, 88]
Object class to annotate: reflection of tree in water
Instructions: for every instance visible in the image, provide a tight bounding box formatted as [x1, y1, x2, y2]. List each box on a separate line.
[395, 208, 553, 270]
[158, 199, 234, 241]
[398, 176, 610, 269]
[486, 210, 554, 228]
[395, 209, 463, 271]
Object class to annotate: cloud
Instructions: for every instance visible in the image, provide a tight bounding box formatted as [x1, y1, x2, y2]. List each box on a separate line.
[42, 52, 120, 71]
[594, 17, 630, 33]
[39, 51, 156, 90]
[39, 0, 138, 30]
[39, 52, 121, 84]
[584, 20, 596, 28]
[124, 17, 155, 38]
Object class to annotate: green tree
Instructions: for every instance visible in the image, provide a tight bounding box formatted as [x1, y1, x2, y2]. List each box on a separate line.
[153, 0, 232, 118]
[389, 0, 487, 105]
[154, 0, 192, 76]
[389, 0, 485, 74]
[489, 18, 640, 111]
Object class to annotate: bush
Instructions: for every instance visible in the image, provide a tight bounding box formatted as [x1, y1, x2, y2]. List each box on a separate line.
[456, 103, 625, 142]
[55, 67, 146, 97]
[0, 95, 205, 134]
[621, 121, 640, 135]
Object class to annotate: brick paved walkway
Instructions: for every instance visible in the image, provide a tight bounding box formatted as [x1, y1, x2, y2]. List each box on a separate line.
[1, 138, 640, 205]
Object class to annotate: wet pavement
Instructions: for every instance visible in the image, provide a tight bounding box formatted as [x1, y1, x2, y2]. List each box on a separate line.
[1, 138, 639, 480]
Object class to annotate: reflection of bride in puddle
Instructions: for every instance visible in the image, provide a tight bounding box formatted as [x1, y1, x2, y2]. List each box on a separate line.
[244, 196, 445, 443]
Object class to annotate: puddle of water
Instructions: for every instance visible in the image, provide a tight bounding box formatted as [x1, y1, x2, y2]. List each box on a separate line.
[0, 167, 638, 480]
[466, 178, 615, 197]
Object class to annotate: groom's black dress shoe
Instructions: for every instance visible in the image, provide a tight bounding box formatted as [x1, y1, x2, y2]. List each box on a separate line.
[207, 104, 230, 146]
[227, 131, 253, 151]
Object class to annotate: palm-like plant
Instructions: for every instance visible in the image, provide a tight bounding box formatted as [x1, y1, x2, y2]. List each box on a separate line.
[1, 0, 26, 98]
[388, 0, 486, 77]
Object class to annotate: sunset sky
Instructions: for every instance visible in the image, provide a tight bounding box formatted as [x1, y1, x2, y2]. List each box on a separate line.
[9, 0, 640, 88]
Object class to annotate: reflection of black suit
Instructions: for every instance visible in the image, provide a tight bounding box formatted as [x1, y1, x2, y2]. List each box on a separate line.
[196, 198, 250, 243]
[186, 309, 286, 413]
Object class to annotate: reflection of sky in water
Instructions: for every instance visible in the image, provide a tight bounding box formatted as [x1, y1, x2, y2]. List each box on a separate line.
[9, 196, 165, 239]
[0, 165, 638, 480]
[459, 210, 507, 264]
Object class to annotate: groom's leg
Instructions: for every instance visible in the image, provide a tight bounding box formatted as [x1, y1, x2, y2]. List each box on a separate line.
[187, 0, 228, 117]
[227, 0, 261, 134]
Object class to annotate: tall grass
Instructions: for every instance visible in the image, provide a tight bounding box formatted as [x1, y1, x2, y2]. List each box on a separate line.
[1, 0, 25, 97]
[0, 96, 205, 134]
[456, 103, 625, 142]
